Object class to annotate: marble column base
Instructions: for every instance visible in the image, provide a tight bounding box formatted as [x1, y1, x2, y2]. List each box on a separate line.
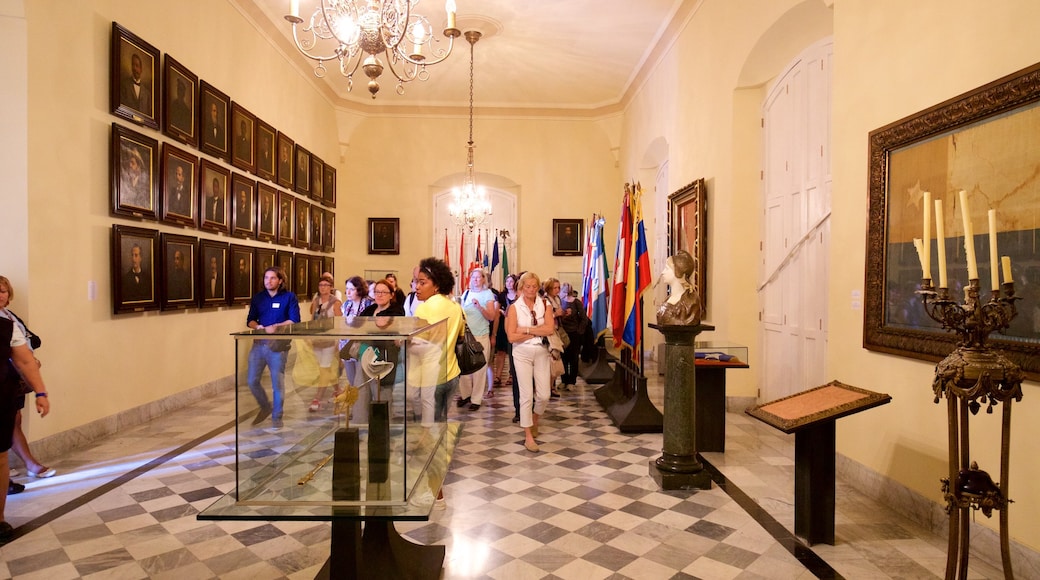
[649, 457, 712, 490]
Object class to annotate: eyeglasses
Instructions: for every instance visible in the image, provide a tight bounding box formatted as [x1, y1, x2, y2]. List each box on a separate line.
[318, 282, 332, 287]
[373, 290, 391, 295]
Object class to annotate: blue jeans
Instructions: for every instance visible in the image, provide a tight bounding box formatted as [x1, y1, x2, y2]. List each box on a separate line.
[434, 376, 459, 423]
[247, 342, 288, 418]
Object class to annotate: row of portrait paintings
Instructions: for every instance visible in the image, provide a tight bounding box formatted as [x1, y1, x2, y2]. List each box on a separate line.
[111, 123, 336, 252]
[109, 22, 336, 208]
[112, 224, 333, 315]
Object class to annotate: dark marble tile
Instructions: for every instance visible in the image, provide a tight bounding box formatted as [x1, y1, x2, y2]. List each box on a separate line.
[55, 523, 113, 544]
[519, 521, 569, 544]
[569, 501, 616, 521]
[138, 547, 200, 576]
[151, 503, 199, 523]
[7, 547, 72, 576]
[129, 487, 176, 502]
[231, 523, 286, 546]
[705, 543, 760, 569]
[97, 503, 148, 522]
[582, 544, 640, 570]
[686, 519, 736, 541]
[574, 521, 625, 543]
[202, 547, 262, 575]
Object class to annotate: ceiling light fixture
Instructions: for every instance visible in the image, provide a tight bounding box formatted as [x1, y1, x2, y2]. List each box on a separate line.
[448, 31, 491, 231]
[285, 0, 460, 98]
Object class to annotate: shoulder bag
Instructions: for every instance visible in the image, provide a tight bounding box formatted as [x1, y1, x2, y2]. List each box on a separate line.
[455, 309, 486, 375]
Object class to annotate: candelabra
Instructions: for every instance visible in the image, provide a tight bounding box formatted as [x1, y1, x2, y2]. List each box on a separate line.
[918, 278, 1023, 579]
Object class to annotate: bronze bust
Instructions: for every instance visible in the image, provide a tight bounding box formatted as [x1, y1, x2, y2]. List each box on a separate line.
[656, 250, 700, 326]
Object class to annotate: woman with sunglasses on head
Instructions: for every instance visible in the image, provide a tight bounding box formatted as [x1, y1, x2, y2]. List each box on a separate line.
[307, 274, 342, 412]
[505, 271, 555, 452]
[340, 276, 374, 386]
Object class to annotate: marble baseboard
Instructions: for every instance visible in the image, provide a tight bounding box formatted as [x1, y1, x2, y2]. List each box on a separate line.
[12, 375, 235, 470]
[726, 396, 756, 413]
[836, 453, 1040, 577]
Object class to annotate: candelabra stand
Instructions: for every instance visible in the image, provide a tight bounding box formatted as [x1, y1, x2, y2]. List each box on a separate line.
[919, 278, 1023, 579]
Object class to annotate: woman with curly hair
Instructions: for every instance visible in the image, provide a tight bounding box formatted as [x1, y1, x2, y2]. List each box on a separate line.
[410, 258, 465, 425]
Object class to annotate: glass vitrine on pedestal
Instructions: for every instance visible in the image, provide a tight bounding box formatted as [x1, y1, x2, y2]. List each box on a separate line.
[198, 315, 461, 580]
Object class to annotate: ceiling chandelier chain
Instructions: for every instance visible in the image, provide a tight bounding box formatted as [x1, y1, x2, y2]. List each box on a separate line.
[449, 30, 491, 231]
[285, 0, 461, 98]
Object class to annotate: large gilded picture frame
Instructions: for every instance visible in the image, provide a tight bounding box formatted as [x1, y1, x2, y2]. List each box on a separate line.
[667, 178, 707, 321]
[864, 62, 1040, 378]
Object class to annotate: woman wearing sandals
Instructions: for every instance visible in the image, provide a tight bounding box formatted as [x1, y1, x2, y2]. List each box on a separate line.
[308, 274, 342, 412]
[505, 272, 555, 452]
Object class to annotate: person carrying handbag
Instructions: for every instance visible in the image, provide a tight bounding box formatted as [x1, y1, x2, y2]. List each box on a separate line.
[457, 269, 497, 411]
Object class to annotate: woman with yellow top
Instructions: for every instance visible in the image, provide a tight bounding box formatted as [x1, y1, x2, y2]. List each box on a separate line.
[410, 257, 464, 425]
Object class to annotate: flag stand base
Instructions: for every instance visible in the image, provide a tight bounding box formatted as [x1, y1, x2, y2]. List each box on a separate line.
[594, 347, 662, 433]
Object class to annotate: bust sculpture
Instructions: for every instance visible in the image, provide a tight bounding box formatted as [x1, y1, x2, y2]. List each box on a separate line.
[656, 250, 701, 326]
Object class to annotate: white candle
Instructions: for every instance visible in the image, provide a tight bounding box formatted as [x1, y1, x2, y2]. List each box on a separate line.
[913, 238, 926, 278]
[290, 0, 299, 18]
[935, 199, 948, 288]
[1002, 256, 1013, 284]
[959, 190, 978, 280]
[988, 209, 999, 291]
[922, 191, 931, 280]
[445, 0, 457, 28]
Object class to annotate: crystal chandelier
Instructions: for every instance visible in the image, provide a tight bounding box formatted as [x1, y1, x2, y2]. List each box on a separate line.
[285, 0, 460, 98]
[449, 31, 491, 231]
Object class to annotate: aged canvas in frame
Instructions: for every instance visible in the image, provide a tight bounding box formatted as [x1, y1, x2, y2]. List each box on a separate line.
[667, 178, 708, 320]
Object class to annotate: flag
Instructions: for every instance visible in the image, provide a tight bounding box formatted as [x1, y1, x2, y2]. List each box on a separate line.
[475, 230, 482, 264]
[622, 182, 652, 349]
[482, 229, 489, 269]
[443, 229, 450, 269]
[587, 216, 610, 339]
[581, 216, 593, 299]
[610, 188, 632, 347]
[501, 244, 509, 279]
[459, 229, 465, 292]
[491, 236, 500, 284]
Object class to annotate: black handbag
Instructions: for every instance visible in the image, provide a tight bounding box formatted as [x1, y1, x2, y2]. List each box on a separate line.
[455, 312, 486, 375]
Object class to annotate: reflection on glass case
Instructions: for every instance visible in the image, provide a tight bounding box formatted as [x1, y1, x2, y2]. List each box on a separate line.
[199, 315, 461, 522]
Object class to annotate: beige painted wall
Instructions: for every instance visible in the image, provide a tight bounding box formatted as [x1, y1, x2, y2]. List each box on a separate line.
[17, 0, 338, 440]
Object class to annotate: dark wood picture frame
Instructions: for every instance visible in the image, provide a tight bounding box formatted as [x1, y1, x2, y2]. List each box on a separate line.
[667, 178, 708, 321]
[322, 208, 336, 253]
[552, 219, 584, 256]
[255, 119, 277, 182]
[322, 256, 335, 281]
[276, 250, 295, 294]
[111, 224, 159, 314]
[294, 144, 312, 196]
[198, 80, 230, 161]
[295, 200, 311, 249]
[162, 54, 197, 147]
[309, 155, 324, 202]
[864, 62, 1040, 379]
[199, 239, 229, 306]
[293, 252, 310, 298]
[307, 254, 323, 297]
[255, 247, 277, 293]
[160, 142, 197, 227]
[277, 191, 295, 246]
[323, 163, 337, 207]
[277, 132, 295, 189]
[229, 244, 255, 304]
[110, 22, 160, 129]
[198, 159, 230, 234]
[230, 102, 256, 173]
[368, 217, 399, 255]
[230, 173, 256, 239]
[160, 233, 198, 310]
[111, 122, 159, 220]
[310, 204, 324, 251]
[256, 183, 278, 242]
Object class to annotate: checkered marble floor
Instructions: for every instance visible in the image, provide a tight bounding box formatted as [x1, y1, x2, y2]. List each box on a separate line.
[0, 364, 1007, 579]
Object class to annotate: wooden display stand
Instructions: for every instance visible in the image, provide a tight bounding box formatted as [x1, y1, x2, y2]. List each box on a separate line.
[746, 381, 891, 545]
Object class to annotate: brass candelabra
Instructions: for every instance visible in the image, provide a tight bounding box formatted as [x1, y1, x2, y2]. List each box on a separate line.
[918, 278, 1023, 579]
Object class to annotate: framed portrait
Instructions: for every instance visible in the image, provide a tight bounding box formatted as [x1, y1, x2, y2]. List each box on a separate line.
[322, 163, 337, 208]
[229, 244, 255, 304]
[255, 247, 277, 292]
[552, 219, 583, 256]
[309, 155, 324, 202]
[160, 143, 197, 227]
[198, 159, 230, 234]
[667, 178, 708, 321]
[110, 122, 159, 220]
[310, 204, 324, 251]
[307, 254, 323, 297]
[255, 119, 277, 182]
[111, 224, 159, 314]
[199, 239, 229, 307]
[160, 233, 197, 310]
[864, 62, 1040, 378]
[256, 183, 278, 242]
[323, 256, 335, 281]
[276, 250, 295, 293]
[277, 191, 295, 246]
[293, 253, 310, 298]
[110, 23, 160, 129]
[162, 54, 197, 147]
[230, 102, 256, 173]
[322, 208, 336, 253]
[294, 144, 312, 196]
[368, 218, 399, 255]
[231, 173, 256, 239]
[295, 200, 311, 249]
[198, 80, 230, 161]
[277, 132, 295, 189]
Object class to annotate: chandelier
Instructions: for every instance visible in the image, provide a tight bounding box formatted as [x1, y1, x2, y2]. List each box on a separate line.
[285, 0, 460, 98]
[448, 31, 492, 231]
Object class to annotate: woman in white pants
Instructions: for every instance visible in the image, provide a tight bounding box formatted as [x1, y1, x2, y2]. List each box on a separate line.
[505, 271, 555, 452]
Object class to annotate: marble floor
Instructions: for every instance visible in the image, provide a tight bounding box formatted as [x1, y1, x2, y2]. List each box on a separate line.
[0, 362, 1007, 579]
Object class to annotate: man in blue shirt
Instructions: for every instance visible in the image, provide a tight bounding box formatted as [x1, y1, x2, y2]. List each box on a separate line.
[246, 266, 301, 428]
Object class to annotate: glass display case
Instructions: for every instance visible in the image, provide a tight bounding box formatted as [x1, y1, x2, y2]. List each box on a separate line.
[199, 315, 461, 579]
